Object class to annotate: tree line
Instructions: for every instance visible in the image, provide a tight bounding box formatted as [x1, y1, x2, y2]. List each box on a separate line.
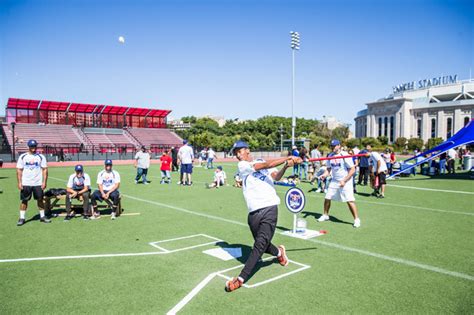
[173, 116, 443, 153]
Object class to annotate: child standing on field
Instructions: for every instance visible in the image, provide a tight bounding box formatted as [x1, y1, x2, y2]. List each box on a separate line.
[160, 151, 172, 184]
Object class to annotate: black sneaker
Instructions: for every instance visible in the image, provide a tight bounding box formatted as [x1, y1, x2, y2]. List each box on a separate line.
[17, 218, 26, 226]
[83, 215, 90, 220]
[64, 214, 73, 221]
[377, 195, 385, 199]
[40, 217, 52, 223]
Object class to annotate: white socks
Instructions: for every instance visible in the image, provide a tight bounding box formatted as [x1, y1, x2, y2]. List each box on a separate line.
[39, 210, 45, 218]
[277, 248, 281, 257]
[19, 210, 26, 219]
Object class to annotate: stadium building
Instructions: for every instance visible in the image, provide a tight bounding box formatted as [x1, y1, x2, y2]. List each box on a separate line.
[0, 98, 183, 161]
[354, 75, 474, 143]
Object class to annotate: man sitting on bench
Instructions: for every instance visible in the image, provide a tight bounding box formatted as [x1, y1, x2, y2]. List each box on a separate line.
[91, 159, 121, 220]
[65, 164, 91, 221]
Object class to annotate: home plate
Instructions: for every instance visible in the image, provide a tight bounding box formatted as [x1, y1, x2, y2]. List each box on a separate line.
[203, 247, 242, 261]
[281, 229, 327, 240]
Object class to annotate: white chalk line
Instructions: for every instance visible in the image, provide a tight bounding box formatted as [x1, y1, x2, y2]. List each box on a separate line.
[169, 257, 311, 314]
[167, 272, 217, 315]
[122, 195, 474, 282]
[45, 176, 474, 281]
[0, 234, 221, 263]
[387, 184, 474, 195]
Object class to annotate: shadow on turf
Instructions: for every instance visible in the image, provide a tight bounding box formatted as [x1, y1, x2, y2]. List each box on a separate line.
[216, 242, 285, 283]
[215, 241, 318, 284]
[300, 211, 352, 225]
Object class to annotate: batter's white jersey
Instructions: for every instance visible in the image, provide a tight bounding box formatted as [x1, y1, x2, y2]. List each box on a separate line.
[238, 159, 279, 212]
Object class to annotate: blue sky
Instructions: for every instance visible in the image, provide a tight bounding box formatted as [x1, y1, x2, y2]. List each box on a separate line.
[0, 0, 472, 126]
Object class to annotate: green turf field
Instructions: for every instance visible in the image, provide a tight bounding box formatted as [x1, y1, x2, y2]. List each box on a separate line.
[0, 163, 473, 314]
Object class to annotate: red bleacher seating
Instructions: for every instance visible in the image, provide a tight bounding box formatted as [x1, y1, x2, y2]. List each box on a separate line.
[126, 128, 182, 147]
[2, 123, 82, 151]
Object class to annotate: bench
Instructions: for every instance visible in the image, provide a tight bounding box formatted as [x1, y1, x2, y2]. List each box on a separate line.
[44, 194, 123, 216]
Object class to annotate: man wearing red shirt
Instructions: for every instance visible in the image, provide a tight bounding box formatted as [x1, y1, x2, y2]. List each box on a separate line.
[160, 151, 172, 184]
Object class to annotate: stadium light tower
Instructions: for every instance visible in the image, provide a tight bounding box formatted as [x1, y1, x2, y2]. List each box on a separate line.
[290, 31, 300, 147]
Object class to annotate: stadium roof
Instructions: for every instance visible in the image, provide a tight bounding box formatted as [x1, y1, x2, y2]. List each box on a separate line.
[6, 98, 171, 117]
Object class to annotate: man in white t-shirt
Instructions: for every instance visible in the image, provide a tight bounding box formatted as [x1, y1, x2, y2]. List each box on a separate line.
[365, 145, 388, 198]
[16, 139, 51, 226]
[207, 147, 216, 169]
[317, 139, 361, 228]
[447, 147, 457, 174]
[134, 146, 151, 184]
[178, 140, 194, 186]
[224, 140, 302, 292]
[65, 164, 91, 221]
[91, 159, 121, 220]
[206, 166, 227, 189]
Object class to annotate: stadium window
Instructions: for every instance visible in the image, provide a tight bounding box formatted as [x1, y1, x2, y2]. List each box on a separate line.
[378, 117, 382, 137]
[390, 116, 394, 142]
[417, 119, 422, 138]
[384, 117, 388, 137]
[446, 117, 452, 138]
[431, 118, 436, 138]
[465, 117, 470, 126]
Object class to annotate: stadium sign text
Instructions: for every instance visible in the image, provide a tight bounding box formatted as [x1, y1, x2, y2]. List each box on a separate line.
[393, 74, 458, 93]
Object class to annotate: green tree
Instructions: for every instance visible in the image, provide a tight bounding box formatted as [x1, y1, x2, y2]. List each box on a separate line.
[346, 138, 361, 148]
[331, 125, 350, 141]
[394, 137, 407, 150]
[377, 136, 388, 145]
[407, 138, 424, 151]
[361, 137, 381, 147]
[426, 137, 443, 149]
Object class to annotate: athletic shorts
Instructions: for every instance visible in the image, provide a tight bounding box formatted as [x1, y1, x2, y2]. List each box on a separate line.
[325, 180, 355, 202]
[180, 163, 193, 174]
[377, 172, 387, 186]
[20, 186, 43, 202]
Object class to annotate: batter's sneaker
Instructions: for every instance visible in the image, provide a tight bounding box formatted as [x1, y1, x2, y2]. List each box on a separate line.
[225, 277, 243, 292]
[277, 245, 289, 266]
[317, 214, 330, 222]
[17, 218, 26, 226]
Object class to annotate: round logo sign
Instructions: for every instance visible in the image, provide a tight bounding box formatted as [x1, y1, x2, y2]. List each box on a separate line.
[284, 187, 306, 214]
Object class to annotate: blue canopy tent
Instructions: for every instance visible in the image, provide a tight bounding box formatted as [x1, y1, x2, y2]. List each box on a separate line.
[389, 118, 474, 178]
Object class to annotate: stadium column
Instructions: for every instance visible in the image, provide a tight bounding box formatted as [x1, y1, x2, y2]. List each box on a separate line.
[422, 112, 429, 142]
[454, 108, 462, 133]
[437, 110, 445, 139]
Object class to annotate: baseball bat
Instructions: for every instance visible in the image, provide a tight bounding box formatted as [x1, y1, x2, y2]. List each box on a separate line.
[308, 153, 367, 162]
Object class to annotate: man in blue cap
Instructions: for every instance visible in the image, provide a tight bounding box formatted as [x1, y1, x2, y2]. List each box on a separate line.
[317, 139, 361, 228]
[225, 140, 302, 292]
[16, 139, 50, 226]
[65, 165, 92, 220]
[91, 159, 121, 219]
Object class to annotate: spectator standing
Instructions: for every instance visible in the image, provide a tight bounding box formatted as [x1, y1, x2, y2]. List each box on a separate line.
[447, 148, 457, 174]
[357, 149, 369, 185]
[171, 146, 179, 172]
[299, 147, 309, 180]
[366, 145, 388, 198]
[160, 151, 172, 184]
[291, 146, 300, 176]
[178, 140, 194, 186]
[134, 146, 150, 184]
[207, 147, 216, 169]
[382, 149, 393, 175]
[16, 139, 51, 226]
[310, 144, 322, 178]
[439, 152, 447, 174]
